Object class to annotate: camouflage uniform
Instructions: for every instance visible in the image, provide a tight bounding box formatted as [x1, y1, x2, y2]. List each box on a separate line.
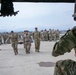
[3, 34, 8, 44]
[40, 30, 44, 41]
[52, 26, 76, 75]
[54, 59, 76, 75]
[52, 29, 76, 57]
[34, 28, 40, 52]
[7, 31, 18, 55]
[23, 31, 31, 54]
[56, 29, 60, 40]
[48, 29, 52, 41]
[6, 33, 10, 44]
[43, 29, 48, 41]
[52, 29, 57, 41]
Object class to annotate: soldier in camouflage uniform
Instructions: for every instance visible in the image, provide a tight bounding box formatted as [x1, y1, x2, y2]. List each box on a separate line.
[52, 28, 76, 56]
[52, 26, 76, 75]
[23, 30, 31, 54]
[55, 29, 60, 40]
[40, 30, 44, 41]
[48, 29, 52, 41]
[6, 31, 18, 55]
[6, 32, 11, 44]
[3, 33, 7, 44]
[33, 27, 40, 52]
[43, 29, 48, 41]
[54, 59, 76, 75]
[52, 29, 57, 41]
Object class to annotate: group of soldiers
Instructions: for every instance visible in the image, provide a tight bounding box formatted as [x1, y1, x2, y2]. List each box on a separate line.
[40, 29, 60, 41]
[17, 29, 60, 43]
[0, 28, 41, 55]
[1, 26, 76, 74]
[0, 29, 60, 45]
[0, 32, 10, 44]
[0, 28, 60, 55]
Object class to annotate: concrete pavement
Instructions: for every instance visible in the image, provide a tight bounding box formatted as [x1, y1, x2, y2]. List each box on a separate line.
[0, 41, 75, 75]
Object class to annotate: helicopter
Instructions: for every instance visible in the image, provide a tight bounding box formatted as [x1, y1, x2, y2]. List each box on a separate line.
[0, 0, 76, 21]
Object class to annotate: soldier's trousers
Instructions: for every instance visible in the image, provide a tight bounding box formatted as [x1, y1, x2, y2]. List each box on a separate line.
[12, 42, 18, 55]
[35, 40, 40, 51]
[49, 36, 52, 41]
[41, 36, 44, 41]
[24, 42, 31, 53]
[54, 59, 76, 75]
[44, 36, 48, 41]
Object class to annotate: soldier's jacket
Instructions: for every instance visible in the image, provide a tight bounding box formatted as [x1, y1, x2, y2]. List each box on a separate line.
[33, 31, 40, 40]
[8, 34, 18, 43]
[43, 30, 48, 37]
[54, 59, 76, 75]
[3, 35, 7, 39]
[23, 34, 31, 43]
[40, 31, 44, 38]
[52, 26, 76, 57]
[48, 30, 52, 37]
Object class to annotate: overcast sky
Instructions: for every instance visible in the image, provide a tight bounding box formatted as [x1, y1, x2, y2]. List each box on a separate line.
[0, 3, 76, 32]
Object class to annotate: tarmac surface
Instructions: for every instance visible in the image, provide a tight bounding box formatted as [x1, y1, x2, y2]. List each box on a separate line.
[0, 41, 75, 75]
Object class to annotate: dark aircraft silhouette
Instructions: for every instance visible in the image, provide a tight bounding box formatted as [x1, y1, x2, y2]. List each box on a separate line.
[0, 0, 76, 21]
[0, 0, 75, 2]
[9, 0, 76, 2]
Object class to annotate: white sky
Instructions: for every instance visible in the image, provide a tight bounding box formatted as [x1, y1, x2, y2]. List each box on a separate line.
[0, 3, 76, 32]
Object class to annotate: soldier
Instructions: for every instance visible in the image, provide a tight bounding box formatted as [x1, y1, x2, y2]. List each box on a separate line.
[54, 59, 76, 75]
[51, 29, 56, 41]
[3, 33, 6, 44]
[6, 32, 11, 44]
[40, 30, 44, 41]
[23, 30, 31, 54]
[54, 30, 57, 41]
[33, 27, 40, 52]
[52, 26, 76, 75]
[6, 31, 18, 55]
[55, 29, 60, 40]
[48, 29, 52, 41]
[43, 29, 48, 41]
